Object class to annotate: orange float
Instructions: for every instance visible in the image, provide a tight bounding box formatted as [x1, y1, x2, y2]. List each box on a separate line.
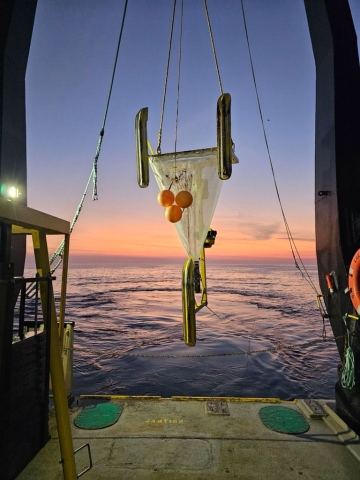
[176, 190, 193, 208]
[165, 205, 182, 223]
[348, 249, 360, 314]
[157, 189, 175, 207]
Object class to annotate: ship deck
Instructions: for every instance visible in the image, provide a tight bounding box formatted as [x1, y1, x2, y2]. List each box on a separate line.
[17, 397, 360, 480]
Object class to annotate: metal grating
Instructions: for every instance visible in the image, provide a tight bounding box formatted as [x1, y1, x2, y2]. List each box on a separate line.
[205, 401, 230, 415]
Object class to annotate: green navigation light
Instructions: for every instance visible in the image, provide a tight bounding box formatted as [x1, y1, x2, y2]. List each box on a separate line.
[0, 184, 21, 200]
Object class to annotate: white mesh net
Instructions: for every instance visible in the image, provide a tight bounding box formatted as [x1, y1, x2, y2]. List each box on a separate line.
[149, 147, 222, 259]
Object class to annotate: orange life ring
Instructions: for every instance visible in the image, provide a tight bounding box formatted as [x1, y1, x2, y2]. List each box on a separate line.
[348, 249, 360, 314]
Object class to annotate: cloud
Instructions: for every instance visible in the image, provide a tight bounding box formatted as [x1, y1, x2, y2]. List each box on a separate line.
[238, 219, 282, 241]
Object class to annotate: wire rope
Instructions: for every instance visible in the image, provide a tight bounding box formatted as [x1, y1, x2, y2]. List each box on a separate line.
[203, 0, 223, 95]
[26, 0, 129, 296]
[92, 0, 129, 200]
[57, 0, 129, 237]
[173, 0, 184, 179]
[240, 0, 319, 296]
[157, 0, 177, 155]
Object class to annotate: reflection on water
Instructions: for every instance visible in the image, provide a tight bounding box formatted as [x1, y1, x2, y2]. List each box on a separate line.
[26, 263, 339, 399]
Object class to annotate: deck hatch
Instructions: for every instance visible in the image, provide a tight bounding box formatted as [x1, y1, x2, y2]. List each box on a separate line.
[74, 403, 122, 430]
[259, 406, 309, 434]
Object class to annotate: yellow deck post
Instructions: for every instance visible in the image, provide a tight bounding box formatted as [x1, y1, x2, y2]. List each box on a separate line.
[1, 199, 77, 479]
[32, 230, 76, 480]
[59, 233, 70, 350]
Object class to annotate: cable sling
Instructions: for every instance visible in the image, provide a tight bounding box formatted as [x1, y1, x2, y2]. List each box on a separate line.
[26, 0, 129, 297]
[93, 0, 129, 200]
[203, 0, 223, 95]
[240, 0, 319, 296]
[173, 0, 184, 179]
[157, 0, 177, 155]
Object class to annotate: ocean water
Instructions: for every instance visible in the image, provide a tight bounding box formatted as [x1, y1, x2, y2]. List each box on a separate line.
[27, 263, 340, 400]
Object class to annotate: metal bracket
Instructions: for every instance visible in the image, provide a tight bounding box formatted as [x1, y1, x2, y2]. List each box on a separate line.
[75, 443, 93, 478]
[59, 443, 92, 478]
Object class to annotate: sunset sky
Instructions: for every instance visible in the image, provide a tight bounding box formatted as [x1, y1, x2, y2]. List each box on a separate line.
[25, 0, 360, 264]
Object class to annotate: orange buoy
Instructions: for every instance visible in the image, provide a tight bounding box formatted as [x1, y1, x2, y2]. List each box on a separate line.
[165, 205, 182, 223]
[176, 190, 193, 208]
[157, 189, 175, 207]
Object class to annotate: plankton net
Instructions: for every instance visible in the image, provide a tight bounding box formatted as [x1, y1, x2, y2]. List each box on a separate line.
[149, 147, 222, 260]
[135, 94, 238, 347]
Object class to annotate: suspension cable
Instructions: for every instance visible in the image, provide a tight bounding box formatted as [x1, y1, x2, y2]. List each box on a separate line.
[203, 0, 223, 95]
[26, 0, 129, 297]
[173, 0, 184, 179]
[240, 0, 319, 295]
[57, 0, 129, 243]
[157, 0, 177, 155]
[93, 0, 129, 200]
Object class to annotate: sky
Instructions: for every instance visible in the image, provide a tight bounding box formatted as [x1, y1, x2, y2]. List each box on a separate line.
[24, 0, 360, 264]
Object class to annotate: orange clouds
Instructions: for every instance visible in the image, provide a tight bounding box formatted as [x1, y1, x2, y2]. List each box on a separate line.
[27, 216, 315, 264]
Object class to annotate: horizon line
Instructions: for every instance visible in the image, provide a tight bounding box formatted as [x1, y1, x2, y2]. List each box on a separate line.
[25, 253, 317, 267]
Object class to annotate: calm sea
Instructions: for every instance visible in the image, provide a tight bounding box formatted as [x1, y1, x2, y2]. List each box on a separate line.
[26, 263, 339, 400]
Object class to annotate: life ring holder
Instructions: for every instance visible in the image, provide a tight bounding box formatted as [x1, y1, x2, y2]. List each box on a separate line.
[348, 249, 360, 314]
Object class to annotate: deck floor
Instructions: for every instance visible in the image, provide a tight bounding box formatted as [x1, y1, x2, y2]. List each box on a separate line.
[17, 397, 360, 479]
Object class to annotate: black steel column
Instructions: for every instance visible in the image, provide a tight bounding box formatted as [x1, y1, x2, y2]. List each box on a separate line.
[0, 224, 15, 479]
[0, 0, 38, 277]
[304, 0, 360, 431]
[0, 1, 38, 478]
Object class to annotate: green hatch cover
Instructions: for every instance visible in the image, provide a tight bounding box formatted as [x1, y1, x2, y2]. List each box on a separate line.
[259, 406, 309, 434]
[74, 403, 122, 430]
